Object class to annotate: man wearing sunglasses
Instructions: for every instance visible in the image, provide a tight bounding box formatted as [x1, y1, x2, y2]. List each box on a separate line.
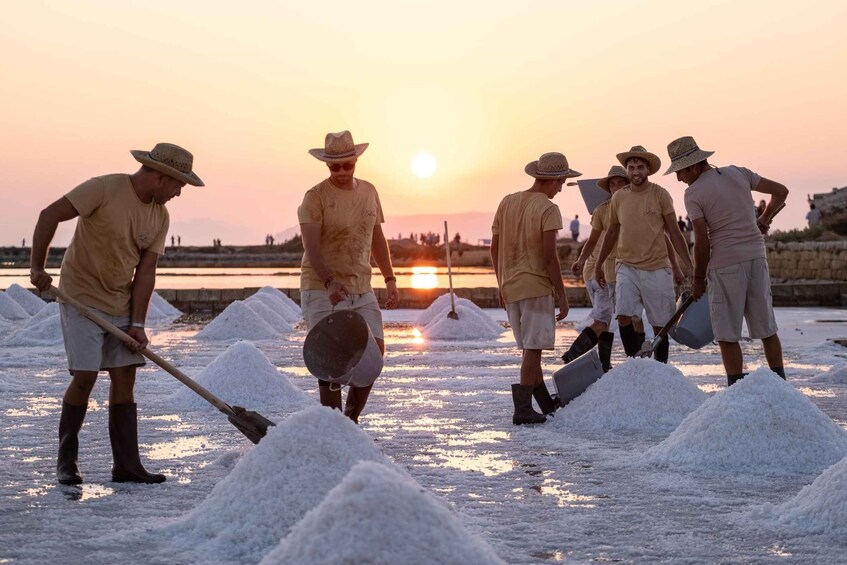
[298, 130, 399, 423]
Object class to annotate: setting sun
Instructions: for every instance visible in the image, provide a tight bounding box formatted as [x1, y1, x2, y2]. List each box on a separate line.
[411, 152, 437, 178]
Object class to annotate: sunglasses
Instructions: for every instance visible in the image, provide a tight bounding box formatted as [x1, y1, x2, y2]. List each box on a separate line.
[327, 161, 356, 172]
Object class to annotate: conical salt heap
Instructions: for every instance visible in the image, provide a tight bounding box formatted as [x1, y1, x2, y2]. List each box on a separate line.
[260, 461, 505, 565]
[809, 362, 847, 385]
[257, 286, 302, 320]
[2, 305, 62, 346]
[196, 300, 280, 341]
[243, 297, 294, 333]
[0, 292, 30, 321]
[416, 294, 502, 340]
[641, 368, 847, 475]
[4, 283, 46, 316]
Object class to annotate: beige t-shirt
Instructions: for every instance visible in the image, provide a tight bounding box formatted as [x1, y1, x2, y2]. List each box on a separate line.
[60, 174, 169, 316]
[683, 166, 765, 269]
[298, 178, 385, 294]
[491, 191, 563, 303]
[609, 182, 675, 270]
[583, 200, 618, 284]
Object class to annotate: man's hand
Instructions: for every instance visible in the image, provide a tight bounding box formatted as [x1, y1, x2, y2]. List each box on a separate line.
[571, 259, 585, 277]
[556, 291, 569, 321]
[756, 218, 770, 235]
[672, 265, 684, 286]
[327, 279, 350, 305]
[125, 327, 148, 353]
[384, 281, 399, 309]
[30, 268, 53, 292]
[691, 277, 707, 300]
[594, 265, 607, 288]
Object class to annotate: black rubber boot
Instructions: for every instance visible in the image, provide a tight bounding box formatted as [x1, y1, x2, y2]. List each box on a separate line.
[770, 366, 786, 379]
[597, 332, 614, 372]
[727, 373, 748, 386]
[57, 402, 87, 485]
[109, 403, 166, 484]
[619, 324, 641, 357]
[511, 384, 546, 425]
[318, 383, 343, 410]
[655, 337, 670, 364]
[561, 328, 598, 364]
[532, 383, 559, 415]
[638, 332, 646, 348]
[343, 384, 372, 424]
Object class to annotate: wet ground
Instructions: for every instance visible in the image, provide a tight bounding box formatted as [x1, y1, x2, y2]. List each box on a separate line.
[1, 307, 846, 563]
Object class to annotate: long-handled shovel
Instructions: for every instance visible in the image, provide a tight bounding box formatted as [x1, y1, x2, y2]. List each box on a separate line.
[443, 220, 459, 320]
[52, 286, 275, 444]
[639, 292, 695, 358]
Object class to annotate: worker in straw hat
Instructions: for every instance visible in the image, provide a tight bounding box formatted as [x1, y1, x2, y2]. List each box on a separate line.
[491, 152, 578, 425]
[299, 130, 399, 423]
[594, 146, 693, 363]
[666, 135, 788, 385]
[30, 142, 204, 485]
[566, 165, 629, 372]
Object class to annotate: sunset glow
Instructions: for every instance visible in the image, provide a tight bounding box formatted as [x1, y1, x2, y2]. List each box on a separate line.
[410, 266, 439, 289]
[411, 153, 437, 179]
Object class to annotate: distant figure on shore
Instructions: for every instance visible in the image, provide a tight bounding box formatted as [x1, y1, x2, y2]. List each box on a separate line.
[177, 235, 181, 247]
[29, 142, 203, 486]
[171, 235, 175, 247]
[299, 130, 399, 424]
[22, 238, 26, 248]
[570, 215, 580, 241]
[492, 151, 578, 426]
[806, 202, 821, 227]
[677, 215, 686, 234]
[666, 135, 788, 386]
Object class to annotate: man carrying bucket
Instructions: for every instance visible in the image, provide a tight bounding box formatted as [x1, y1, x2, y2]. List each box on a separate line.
[566, 166, 629, 372]
[29, 142, 203, 485]
[666, 136, 788, 385]
[299, 130, 399, 423]
[594, 146, 694, 363]
[491, 152, 578, 425]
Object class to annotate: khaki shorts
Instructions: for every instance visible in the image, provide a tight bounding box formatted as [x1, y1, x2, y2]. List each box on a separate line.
[505, 294, 556, 350]
[615, 264, 676, 327]
[300, 290, 384, 340]
[59, 303, 145, 373]
[708, 257, 778, 342]
[586, 279, 615, 325]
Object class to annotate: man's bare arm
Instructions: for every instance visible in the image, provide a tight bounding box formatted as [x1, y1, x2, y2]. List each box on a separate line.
[30, 197, 79, 291]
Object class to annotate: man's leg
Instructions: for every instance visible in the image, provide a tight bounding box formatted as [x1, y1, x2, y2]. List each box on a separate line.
[618, 316, 641, 357]
[343, 337, 385, 424]
[513, 349, 546, 424]
[652, 325, 670, 364]
[719, 341, 746, 386]
[762, 334, 786, 379]
[57, 371, 97, 485]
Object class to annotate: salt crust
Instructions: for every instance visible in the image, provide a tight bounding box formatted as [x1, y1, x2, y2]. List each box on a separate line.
[416, 294, 502, 340]
[196, 300, 280, 341]
[243, 297, 294, 333]
[0, 292, 30, 321]
[4, 284, 46, 316]
[168, 340, 310, 409]
[641, 368, 847, 475]
[260, 461, 505, 565]
[0, 371, 26, 392]
[154, 406, 392, 563]
[550, 357, 707, 434]
[809, 362, 847, 385]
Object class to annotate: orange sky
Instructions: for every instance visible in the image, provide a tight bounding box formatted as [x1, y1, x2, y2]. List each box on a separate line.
[1, 0, 845, 245]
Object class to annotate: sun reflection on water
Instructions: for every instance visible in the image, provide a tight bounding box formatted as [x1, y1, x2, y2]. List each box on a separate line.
[410, 266, 438, 289]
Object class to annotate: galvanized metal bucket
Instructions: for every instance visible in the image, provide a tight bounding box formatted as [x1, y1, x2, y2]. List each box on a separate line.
[302, 310, 384, 388]
[670, 292, 714, 349]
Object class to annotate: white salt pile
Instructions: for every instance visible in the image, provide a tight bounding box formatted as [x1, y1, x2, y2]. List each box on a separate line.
[260, 461, 505, 565]
[27, 301, 60, 324]
[257, 286, 301, 317]
[155, 406, 393, 564]
[251, 289, 301, 324]
[4, 284, 46, 316]
[809, 362, 847, 385]
[168, 340, 310, 410]
[151, 292, 182, 317]
[747, 454, 847, 536]
[146, 292, 182, 327]
[196, 300, 280, 341]
[0, 292, 30, 321]
[243, 297, 294, 333]
[641, 368, 847, 475]
[416, 294, 502, 340]
[2, 308, 62, 346]
[550, 357, 706, 434]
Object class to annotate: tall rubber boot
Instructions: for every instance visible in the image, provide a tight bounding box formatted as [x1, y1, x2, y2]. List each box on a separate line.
[532, 383, 559, 415]
[638, 332, 646, 348]
[561, 328, 598, 364]
[619, 323, 641, 357]
[727, 373, 747, 386]
[511, 384, 546, 425]
[655, 337, 670, 364]
[344, 385, 373, 424]
[770, 366, 786, 379]
[597, 332, 615, 372]
[57, 402, 87, 485]
[318, 383, 343, 410]
[109, 403, 166, 484]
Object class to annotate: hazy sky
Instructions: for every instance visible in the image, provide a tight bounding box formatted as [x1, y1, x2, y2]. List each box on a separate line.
[1, 0, 845, 245]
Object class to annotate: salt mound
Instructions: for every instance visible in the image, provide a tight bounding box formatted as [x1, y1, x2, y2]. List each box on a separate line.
[416, 294, 502, 340]
[551, 357, 706, 434]
[151, 292, 182, 317]
[260, 461, 505, 565]
[2, 311, 62, 346]
[0, 292, 30, 321]
[146, 293, 181, 327]
[809, 362, 847, 385]
[196, 300, 280, 341]
[251, 290, 301, 324]
[747, 454, 847, 536]
[244, 297, 294, 333]
[27, 301, 60, 324]
[157, 406, 392, 563]
[168, 341, 309, 409]
[4, 284, 46, 316]
[257, 286, 301, 316]
[641, 368, 847, 475]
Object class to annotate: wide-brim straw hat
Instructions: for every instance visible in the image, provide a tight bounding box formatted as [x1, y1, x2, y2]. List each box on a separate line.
[308, 130, 369, 163]
[525, 152, 582, 179]
[597, 165, 629, 192]
[663, 136, 715, 175]
[131, 143, 204, 187]
[616, 145, 661, 176]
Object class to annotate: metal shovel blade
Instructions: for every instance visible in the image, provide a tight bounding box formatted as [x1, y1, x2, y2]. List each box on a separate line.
[447, 309, 459, 320]
[227, 406, 276, 444]
[639, 336, 661, 358]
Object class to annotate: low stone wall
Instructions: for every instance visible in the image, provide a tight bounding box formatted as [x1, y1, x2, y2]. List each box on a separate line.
[766, 241, 847, 281]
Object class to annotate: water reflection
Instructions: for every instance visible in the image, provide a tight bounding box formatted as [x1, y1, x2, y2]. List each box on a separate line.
[533, 477, 598, 508]
[145, 436, 214, 460]
[410, 266, 438, 289]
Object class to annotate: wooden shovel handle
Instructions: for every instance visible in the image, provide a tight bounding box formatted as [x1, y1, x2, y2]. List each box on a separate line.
[51, 286, 235, 415]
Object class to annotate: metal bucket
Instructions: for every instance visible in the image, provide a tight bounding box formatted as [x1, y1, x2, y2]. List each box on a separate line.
[303, 310, 384, 388]
[670, 292, 713, 349]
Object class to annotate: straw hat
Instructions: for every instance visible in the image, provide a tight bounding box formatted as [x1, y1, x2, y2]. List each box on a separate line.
[308, 130, 369, 163]
[525, 152, 582, 179]
[616, 145, 661, 176]
[597, 165, 629, 192]
[130, 143, 204, 187]
[663, 136, 715, 175]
